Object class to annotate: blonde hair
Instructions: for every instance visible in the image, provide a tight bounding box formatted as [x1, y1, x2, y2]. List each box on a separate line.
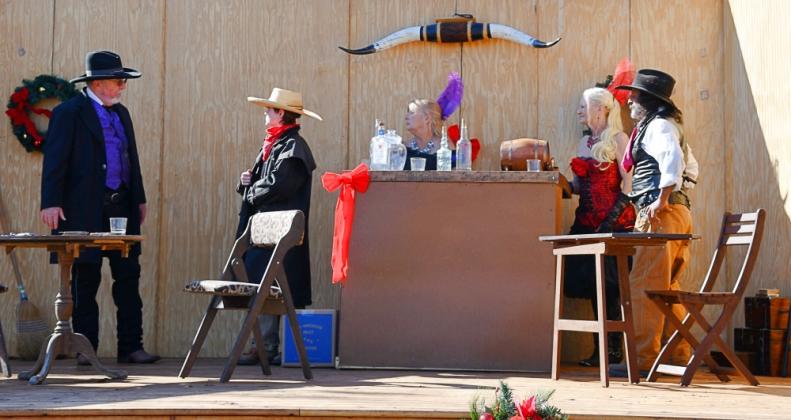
[408, 99, 443, 138]
[582, 87, 622, 164]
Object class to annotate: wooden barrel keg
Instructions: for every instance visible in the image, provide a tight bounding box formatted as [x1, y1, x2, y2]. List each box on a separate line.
[500, 138, 551, 171]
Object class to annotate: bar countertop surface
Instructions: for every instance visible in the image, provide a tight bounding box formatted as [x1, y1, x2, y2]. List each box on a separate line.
[368, 170, 563, 183]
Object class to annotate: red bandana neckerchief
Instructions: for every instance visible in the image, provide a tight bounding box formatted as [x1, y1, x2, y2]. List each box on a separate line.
[262, 123, 299, 161]
[621, 127, 638, 172]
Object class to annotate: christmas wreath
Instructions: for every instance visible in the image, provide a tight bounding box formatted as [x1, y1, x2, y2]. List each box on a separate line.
[5, 74, 77, 152]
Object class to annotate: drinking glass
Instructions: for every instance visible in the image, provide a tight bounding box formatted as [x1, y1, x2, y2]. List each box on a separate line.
[410, 157, 426, 171]
[109, 217, 128, 235]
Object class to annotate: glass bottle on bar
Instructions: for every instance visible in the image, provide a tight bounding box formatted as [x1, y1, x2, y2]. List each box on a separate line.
[436, 125, 452, 171]
[455, 119, 472, 171]
[369, 119, 389, 170]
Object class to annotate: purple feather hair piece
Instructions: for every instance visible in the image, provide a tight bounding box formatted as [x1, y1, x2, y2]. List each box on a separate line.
[436, 72, 463, 121]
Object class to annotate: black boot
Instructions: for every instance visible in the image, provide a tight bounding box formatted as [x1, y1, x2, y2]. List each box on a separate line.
[579, 333, 623, 367]
[579, 341, 600, 367]
[608, 333, 623, 364]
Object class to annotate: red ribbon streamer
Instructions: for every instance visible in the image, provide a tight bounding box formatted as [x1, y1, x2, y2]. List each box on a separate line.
[321, 163, 370, 285]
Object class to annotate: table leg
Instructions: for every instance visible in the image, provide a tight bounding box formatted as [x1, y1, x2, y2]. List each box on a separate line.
[617, 254, 639, 384]
[69, 332, 127, 380]
[25, 333, 61, 385]
[551, 255, 564, 381]
[594, 253, 609, 387]
[19, 247, 127, 384]
[17, 336, 50, 381]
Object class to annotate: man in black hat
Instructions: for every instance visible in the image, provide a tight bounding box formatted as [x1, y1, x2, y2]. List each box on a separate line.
[610, 68, 695, 376]
[40, 50, 159, 364]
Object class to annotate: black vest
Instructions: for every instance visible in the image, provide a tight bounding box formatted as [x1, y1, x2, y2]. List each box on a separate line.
[627, 116, 662, 208]
[627, 116, 691, 209]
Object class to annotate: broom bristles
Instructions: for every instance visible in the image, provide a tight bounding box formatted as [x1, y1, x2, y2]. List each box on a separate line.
[16, 300, 49, 360]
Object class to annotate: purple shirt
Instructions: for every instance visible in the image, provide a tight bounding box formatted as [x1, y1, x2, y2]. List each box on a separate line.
[87, 91, 130, 190]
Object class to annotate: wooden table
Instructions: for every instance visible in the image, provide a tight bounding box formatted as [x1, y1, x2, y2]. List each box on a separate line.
[0, 234, 142, 384]
[538, 232, 697, 387]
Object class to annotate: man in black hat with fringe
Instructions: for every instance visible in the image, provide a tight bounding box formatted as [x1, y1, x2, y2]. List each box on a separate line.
[609, 68, 696, 377]
[40, 50, 159, 364]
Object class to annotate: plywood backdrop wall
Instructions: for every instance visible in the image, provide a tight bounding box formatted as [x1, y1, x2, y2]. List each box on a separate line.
[0, 0, 788, 358]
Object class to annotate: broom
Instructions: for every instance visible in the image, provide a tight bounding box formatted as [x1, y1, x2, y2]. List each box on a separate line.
[0, 186, 49, 360]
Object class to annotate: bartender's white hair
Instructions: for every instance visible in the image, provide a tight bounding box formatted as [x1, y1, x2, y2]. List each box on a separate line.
[408, 99, 443, 139]
[583, 87, 622, 164]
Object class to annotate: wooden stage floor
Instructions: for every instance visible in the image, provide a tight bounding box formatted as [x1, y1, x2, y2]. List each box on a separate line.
[0, 358, 790, 419]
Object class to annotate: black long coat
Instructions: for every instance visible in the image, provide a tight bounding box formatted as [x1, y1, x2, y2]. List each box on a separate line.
[40, 91, 146, 262]
[236, 126, 316, 308]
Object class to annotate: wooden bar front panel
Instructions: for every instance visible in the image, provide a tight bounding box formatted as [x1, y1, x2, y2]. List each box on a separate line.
[338, 174, 561, 371]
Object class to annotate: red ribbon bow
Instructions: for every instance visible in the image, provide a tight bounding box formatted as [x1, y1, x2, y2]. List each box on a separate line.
[321, 163, 371, 285]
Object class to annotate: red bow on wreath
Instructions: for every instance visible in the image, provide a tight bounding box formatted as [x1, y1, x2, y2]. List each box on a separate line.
[5, 74, 78, 153]
[5, 87, 52, 147]
[446, 124, 481, 161]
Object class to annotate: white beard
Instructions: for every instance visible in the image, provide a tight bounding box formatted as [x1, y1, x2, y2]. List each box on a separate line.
[630, 101, 647, 121]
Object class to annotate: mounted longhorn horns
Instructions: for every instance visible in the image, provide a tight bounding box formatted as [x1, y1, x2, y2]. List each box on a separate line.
[339, 14, 561, 55]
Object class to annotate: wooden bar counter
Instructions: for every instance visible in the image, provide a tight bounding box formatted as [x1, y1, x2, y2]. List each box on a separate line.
[337, 171, 564, 371]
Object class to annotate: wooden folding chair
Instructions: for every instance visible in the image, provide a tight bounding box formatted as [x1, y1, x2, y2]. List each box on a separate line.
[178, 210, 312, 382]
[645, 209, 765, 386]
[0, 283, 9, 377]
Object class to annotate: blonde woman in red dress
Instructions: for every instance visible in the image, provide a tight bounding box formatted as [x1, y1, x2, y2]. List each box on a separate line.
[565, 87, 636, 367]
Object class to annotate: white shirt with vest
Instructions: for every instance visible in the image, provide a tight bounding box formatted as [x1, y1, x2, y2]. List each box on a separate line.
[640, 118, 685, 192]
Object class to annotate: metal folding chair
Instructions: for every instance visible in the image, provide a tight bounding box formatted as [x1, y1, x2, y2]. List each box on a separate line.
[178, 210, 312, 382]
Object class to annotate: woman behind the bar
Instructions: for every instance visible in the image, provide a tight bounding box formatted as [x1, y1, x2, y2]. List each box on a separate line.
[403, 99, 452, 170]
[564, 87, 636, 367]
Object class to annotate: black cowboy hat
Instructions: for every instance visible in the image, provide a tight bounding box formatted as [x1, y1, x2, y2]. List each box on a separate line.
[70, 50, 141, 84]
[615, 68, 675, 106]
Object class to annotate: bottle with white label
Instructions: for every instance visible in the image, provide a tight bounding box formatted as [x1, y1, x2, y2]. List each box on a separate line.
[455, 119, 472, 171]
[369, 121, 389, 170]
[436, 125, 452, 171]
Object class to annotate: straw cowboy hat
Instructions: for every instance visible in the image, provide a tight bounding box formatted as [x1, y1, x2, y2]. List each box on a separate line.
[615, 68, 676, 107]
[247, 88, 323, 121]
[70, 50, 141, 84]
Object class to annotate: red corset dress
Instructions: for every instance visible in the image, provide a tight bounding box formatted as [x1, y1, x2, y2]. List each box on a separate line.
[570, 157, 636, 231]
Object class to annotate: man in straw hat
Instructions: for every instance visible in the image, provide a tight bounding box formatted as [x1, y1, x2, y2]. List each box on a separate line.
[236, 88, 321, 365]
[40, 50, 160, 364]
[609, 69, 697, 376]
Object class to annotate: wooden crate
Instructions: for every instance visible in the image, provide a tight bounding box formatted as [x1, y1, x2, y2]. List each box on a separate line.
[745, 296, 791, 330]
[734, 327, 791, 376]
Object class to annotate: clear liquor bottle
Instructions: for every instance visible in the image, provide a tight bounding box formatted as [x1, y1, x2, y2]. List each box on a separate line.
[436, 125, 452, 171]
[369, 120, 389, 170]
[455, 119, 472, 171]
